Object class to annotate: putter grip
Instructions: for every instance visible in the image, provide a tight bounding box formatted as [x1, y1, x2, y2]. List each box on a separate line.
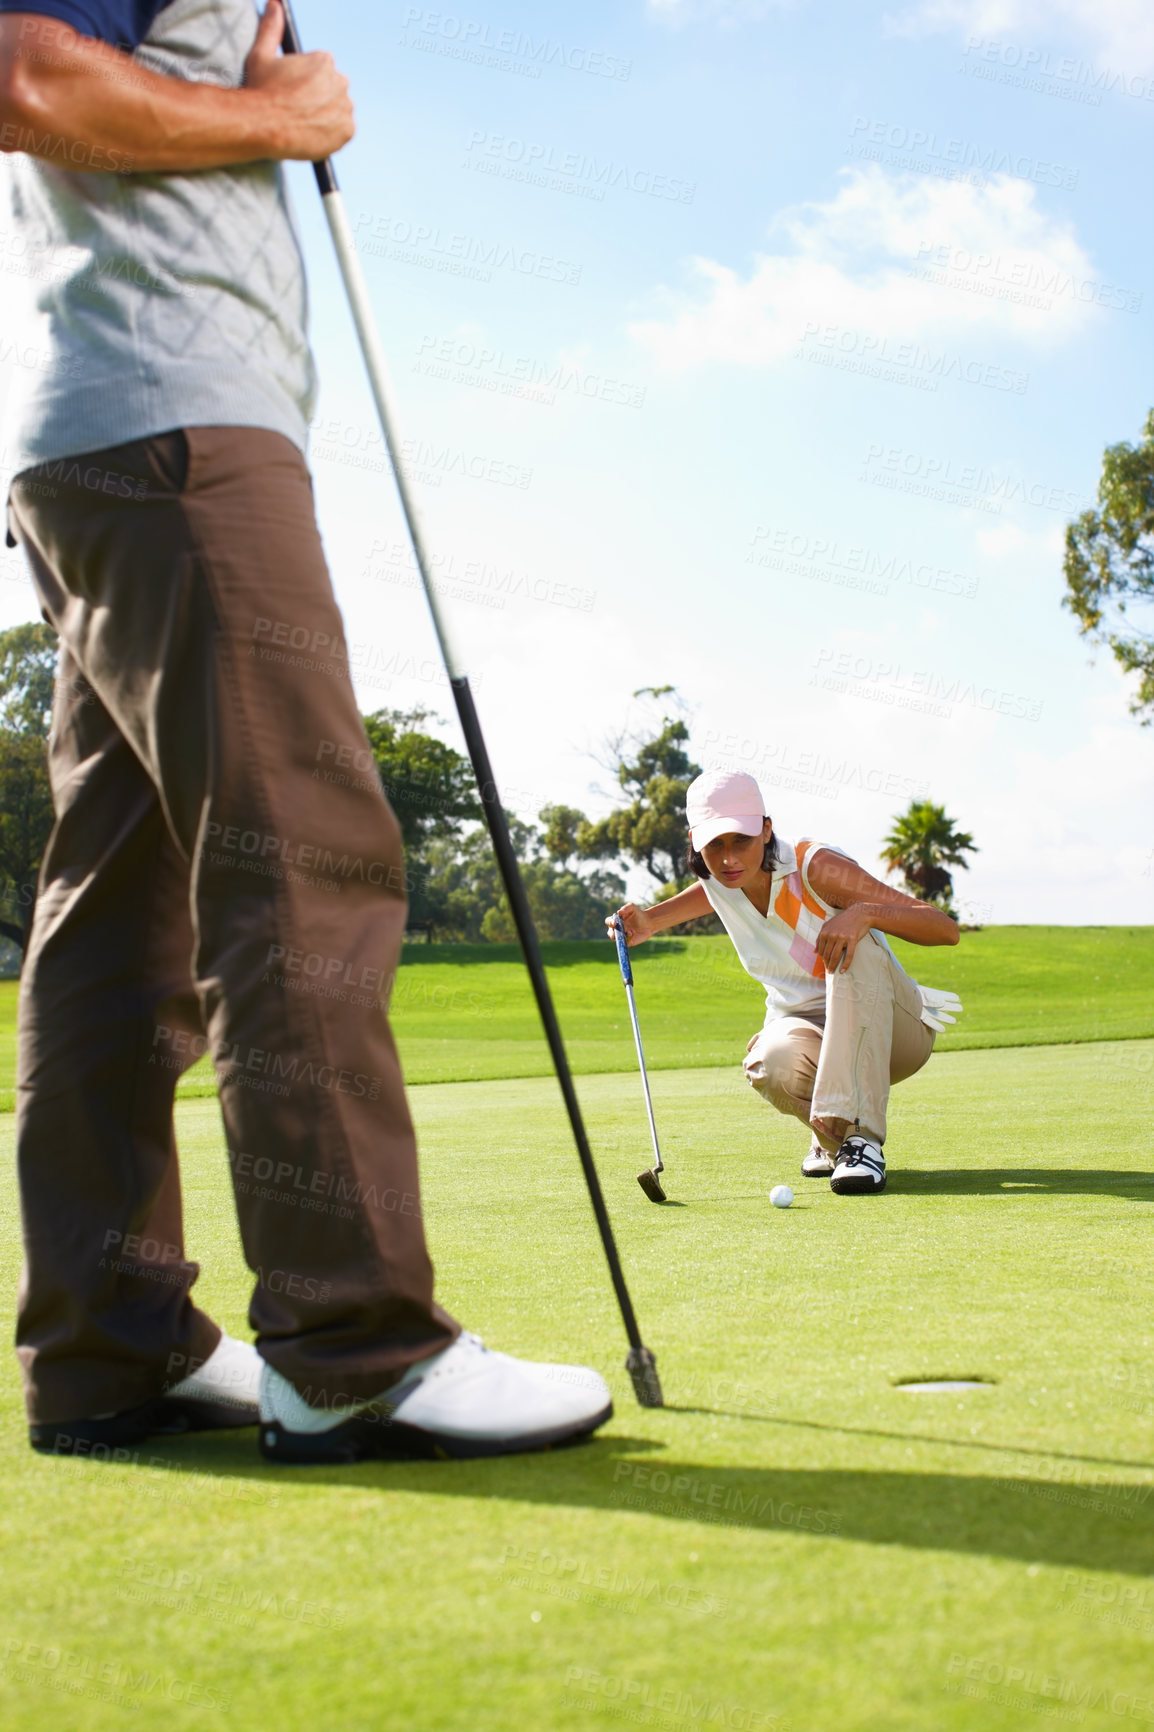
[612, 918, 633, 986]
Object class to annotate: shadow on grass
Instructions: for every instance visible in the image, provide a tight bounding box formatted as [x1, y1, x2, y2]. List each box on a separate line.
[894, 1169, 1154, 1200]
[670, 1407, 1154, 1474]
[82, 1428, 1154, 1577]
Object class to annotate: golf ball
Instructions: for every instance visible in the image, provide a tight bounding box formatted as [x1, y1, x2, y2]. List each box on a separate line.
[770, 1185, 794, 1209]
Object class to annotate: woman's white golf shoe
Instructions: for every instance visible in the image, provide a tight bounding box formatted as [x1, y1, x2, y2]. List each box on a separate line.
[800, 1139, 835, 1178]
[829, 1134, 887, 1194]
[258, 1331, 613, 1464]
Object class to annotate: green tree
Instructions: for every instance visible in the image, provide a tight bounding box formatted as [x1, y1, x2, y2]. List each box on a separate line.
[880, 800, 976, 918]
[411, 817, 624, 944]
[0, 623, 57, 958]
[362, 707, 480, 852]
[0, 621, 57, 738]
[359, 714, 624, 941]
[578, 692, 701, 891]
[0, 733, 55, 954]
[538, 803, 587, 865]
[1064, 408, 1154, 721]
[480, 861, 626, 943]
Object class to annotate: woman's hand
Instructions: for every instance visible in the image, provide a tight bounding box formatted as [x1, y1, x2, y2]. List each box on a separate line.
[606, 902, 655, 947]
[816, 904, 875, 974]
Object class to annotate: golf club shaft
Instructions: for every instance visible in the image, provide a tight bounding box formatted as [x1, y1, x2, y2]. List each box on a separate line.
[280, 3, 661, 1400]
[622, 980, 663, 1175]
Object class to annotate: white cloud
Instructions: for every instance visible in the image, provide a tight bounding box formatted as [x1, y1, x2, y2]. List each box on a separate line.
[630, 166, 1100, 372]
[889, 0, 1154, 76]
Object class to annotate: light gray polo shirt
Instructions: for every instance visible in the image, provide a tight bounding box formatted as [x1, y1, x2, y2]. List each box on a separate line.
[0, 0, 316, 465]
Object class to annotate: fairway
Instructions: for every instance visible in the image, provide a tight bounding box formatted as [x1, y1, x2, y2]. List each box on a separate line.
[2, 1038, 1153, 1729]
[0, 926, 1151, 1106]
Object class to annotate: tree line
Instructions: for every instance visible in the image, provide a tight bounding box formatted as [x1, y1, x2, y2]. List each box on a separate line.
[0, 638, 979, 960]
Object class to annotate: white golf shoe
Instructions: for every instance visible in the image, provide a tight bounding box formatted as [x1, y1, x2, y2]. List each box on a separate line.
[168, 1331, 263, 1419]
[801, 1139, 835, 1178]
[258, 1331, 613, 1463]
[829, 1135, 887, 1195]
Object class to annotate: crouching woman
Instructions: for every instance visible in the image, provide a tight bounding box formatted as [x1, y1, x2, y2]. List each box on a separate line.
[608, 770, 962, 1195]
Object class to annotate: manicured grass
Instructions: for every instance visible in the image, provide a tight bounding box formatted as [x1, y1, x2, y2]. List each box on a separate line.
[1, 926, 1149, 1107]
[1, 1039, 1153, 1728]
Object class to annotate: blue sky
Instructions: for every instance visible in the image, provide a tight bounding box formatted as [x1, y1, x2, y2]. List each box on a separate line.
[3, 0, 1153, 920]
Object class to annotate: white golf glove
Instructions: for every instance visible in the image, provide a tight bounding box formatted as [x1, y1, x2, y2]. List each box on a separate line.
[918, 985, 963, 1032]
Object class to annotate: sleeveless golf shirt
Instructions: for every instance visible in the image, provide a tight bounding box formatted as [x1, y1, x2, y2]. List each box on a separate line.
[700, 837, 904, 1018]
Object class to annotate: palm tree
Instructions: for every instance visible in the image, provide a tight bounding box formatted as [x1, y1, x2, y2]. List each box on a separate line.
[880, 800, 977, 917]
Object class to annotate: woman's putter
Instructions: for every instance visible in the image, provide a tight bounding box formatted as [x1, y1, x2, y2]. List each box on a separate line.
[611, 918, 668, 1203]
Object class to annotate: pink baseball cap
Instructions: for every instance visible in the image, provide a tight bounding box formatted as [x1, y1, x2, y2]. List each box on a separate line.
[686, 770, 766, 851]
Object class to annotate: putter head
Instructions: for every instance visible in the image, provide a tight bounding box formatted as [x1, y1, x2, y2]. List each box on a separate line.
[637, 1167, 667, 1204]
[625, 1345, 664, 1408]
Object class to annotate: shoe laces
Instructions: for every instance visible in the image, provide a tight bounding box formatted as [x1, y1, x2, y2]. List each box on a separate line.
[837, 1136, 884, 1174]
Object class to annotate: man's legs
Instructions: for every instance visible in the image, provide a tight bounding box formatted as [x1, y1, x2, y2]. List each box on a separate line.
[10, 428, 457, 1418]
[12, 640, 220, 1424]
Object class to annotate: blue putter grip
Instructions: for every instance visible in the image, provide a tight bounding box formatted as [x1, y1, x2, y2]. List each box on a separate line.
[612, 918, 634, 986]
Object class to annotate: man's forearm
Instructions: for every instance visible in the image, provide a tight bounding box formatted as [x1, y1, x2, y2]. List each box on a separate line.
[1, 15, 281, 171]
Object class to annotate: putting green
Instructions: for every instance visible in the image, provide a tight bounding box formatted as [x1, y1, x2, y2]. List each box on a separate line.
[1, 1038, 1152, 1728]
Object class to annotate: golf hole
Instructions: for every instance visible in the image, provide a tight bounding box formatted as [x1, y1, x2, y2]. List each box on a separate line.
[893, 1377, 997, 1393]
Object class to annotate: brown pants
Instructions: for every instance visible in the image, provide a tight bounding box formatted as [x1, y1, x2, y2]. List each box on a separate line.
[743, 932, 934, 1149]
[7, 428, 458, 1425]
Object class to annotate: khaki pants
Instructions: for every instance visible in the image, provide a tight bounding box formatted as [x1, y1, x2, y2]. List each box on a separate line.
[743, 932, 934, 1149]
[7, 429, 459, 1424]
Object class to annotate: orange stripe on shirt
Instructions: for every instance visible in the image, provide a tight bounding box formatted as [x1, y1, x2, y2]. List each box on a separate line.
[794, 839, 831, 918]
